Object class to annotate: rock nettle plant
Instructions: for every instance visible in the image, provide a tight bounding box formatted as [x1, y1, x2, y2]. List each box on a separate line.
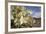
[11, 6, 33, 28]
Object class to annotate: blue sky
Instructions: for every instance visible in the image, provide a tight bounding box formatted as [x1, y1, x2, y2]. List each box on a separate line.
[25, 6, 41, 18]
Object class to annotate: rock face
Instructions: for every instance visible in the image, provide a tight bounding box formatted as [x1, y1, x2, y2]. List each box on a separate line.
[32, 18, 41, 27]
[11, 6, 33, 28]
